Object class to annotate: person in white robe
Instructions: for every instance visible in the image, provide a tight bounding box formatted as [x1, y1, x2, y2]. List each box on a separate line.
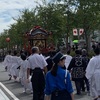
[19, 53, 32, 93]
[10, 50, 22, 81]
[65, 51, 72, 69]
[3, 50, 12, 80]
[86, 47, 100, 100]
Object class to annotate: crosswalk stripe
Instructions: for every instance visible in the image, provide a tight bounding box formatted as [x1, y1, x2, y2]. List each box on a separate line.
[0, 82, 19, 100]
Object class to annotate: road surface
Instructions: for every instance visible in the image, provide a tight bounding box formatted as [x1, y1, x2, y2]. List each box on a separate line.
[0, 62, 92, 100]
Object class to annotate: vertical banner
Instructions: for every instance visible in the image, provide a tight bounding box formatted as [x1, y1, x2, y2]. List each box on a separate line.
[73, 29, 78, 36]
[79, 29, 84, 35]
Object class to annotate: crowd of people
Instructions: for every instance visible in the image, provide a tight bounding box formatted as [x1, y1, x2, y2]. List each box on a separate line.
[3, 42, 100, 100]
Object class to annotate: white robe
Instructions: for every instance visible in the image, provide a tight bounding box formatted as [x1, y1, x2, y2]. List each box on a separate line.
[10, 56, 22, 77]
[65, 54, 72, 69]
[19, 60, 32, 90]
[3, 55, 12, 75]
[86, 55, 100, 99]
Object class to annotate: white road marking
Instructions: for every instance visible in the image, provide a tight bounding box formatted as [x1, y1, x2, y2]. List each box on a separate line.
[0, 89, 10, 100]
[0, 82, 19, 100]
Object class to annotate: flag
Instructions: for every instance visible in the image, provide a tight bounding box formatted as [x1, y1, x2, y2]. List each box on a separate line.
[73, 29, 78, 36]
[79, 29, 84, 35]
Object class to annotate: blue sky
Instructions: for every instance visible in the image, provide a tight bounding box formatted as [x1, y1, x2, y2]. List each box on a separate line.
[0, 0, 44, 33]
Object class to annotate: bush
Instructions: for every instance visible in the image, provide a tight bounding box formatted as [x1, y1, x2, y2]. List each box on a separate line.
[70, 50, 95, 58]
[88, 51, 95, 58]
[70, 51, 75, 57]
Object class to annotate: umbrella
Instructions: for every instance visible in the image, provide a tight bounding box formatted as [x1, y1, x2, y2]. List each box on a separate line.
[73, 40, 78, 43]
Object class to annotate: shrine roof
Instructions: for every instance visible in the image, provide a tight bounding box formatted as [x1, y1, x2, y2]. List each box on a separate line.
[29, 26, 48, 36]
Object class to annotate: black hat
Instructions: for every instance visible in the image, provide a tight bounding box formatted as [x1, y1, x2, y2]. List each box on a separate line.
[21, 53, 26, 60]
[75, 49, 81, 55]
[94, 47, 100, 55]
[52, 52, 66, 64]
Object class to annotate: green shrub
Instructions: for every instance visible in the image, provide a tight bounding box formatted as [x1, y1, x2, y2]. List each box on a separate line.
[70, 50, 95, 58]
[88, 51, 95, 58]
[70, 51, 75, 57]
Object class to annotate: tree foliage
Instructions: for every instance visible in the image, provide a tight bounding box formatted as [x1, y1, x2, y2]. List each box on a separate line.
[0, 0, 100, 50]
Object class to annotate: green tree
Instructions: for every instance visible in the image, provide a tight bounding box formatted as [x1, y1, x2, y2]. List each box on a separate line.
[72, 0, 100, 50]
[7, 9, 37, 50]
[36, 3, 67, 46]
[55, 0, 100, 50]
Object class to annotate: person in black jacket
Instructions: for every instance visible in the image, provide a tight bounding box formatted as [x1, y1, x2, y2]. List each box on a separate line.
[81, 49, 90, 93]
[67, 49, 86, 95]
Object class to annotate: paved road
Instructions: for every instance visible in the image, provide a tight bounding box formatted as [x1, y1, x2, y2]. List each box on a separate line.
[0, 62, 92, 100]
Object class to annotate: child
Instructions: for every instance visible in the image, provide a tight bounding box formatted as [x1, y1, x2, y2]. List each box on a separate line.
[3, 50, 12, 80]
[20, 53, 32, 93]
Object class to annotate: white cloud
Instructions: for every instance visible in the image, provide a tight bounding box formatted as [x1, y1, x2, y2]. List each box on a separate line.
[0, 0, 43, 33]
